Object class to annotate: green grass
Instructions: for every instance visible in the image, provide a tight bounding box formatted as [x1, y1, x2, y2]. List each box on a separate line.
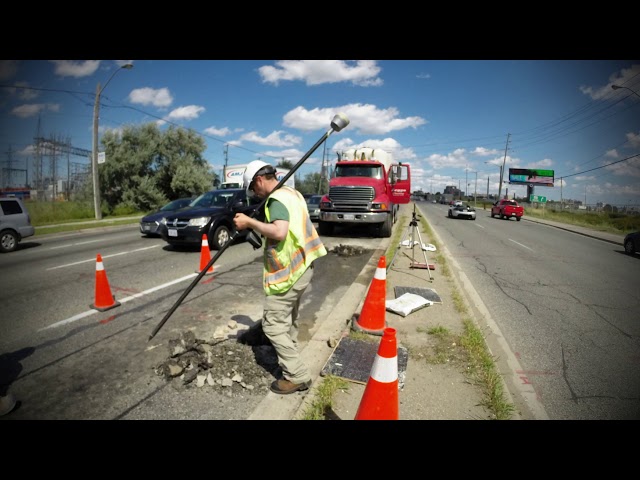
[298, 375, 350, 420]
[525, 206, 640, 234]
[26, 200, 143, 227]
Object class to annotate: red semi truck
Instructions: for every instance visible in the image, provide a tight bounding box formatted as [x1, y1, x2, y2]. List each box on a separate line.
[318, 147, 411, 237]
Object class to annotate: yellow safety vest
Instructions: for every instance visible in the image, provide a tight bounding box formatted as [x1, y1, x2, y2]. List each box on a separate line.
[263, 186, 327, 295]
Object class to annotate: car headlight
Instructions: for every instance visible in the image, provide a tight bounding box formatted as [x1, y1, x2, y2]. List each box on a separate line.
[160, 217, 167, 225]
[188, 217, 210, 227]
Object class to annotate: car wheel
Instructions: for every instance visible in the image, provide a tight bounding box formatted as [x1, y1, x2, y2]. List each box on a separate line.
[211, 225, 231, 250]
[490, 211, 495, 218]
[624, 239, 635, 255]
[0, 230, 18, 253]
[516, 217, 521, 221]
[448, 210, 453, 218]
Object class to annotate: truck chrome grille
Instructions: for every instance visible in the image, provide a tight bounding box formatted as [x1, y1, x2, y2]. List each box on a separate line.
[329, 186, 374, 210]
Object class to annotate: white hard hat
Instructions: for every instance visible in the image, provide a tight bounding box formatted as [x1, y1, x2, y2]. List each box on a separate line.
[243, 160, 275, 196]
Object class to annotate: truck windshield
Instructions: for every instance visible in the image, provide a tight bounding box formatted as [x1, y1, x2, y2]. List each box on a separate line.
[334, 165, 382, 179]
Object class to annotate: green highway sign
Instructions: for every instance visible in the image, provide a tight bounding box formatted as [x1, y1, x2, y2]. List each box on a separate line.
[529, 194, 547, 203]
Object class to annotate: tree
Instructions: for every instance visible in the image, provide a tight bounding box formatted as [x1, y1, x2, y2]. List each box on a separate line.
[295, 172, 328, 195]
[100, 123, 216, 212]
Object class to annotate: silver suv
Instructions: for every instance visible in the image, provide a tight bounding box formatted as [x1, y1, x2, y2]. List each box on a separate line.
[0, 196, 35, 253]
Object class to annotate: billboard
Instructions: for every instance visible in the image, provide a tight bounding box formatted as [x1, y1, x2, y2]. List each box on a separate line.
[508, 168, 554, 187]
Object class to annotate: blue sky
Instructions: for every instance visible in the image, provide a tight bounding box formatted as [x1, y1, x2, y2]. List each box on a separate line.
[1, 59, 639, 206]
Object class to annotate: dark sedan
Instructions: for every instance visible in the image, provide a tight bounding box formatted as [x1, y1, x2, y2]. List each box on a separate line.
[140, 197, 195, 236]
[307, 194, 323, 222]
[160, 189, 262, 250]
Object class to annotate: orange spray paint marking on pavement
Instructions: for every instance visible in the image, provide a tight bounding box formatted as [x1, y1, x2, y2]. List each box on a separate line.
[99, 314, 117, 325]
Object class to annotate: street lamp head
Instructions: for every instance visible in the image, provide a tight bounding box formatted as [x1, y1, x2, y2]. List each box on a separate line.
[121, 63, 134, 70]
[611, 84, 623, 91]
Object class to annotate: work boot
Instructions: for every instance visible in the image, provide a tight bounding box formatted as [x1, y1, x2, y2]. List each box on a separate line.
[270, 378, 311, 395]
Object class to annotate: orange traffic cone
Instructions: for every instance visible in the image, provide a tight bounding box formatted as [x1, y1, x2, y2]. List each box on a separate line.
[355, 327, 399, 420]
[196, 234, 215, 275]
[352, 255, 387, 335]
[90, 254, 121, 312]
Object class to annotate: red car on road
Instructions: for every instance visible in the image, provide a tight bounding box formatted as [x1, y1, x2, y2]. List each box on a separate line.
[491, 199, 524, 221]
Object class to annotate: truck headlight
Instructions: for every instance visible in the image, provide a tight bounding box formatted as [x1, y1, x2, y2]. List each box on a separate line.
[372, 203, 388, 210]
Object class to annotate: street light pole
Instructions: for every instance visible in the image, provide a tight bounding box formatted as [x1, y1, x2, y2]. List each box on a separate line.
[611, 84, 640, 99]
[92, 63, 133, 220]
[498, 133, 510, 200]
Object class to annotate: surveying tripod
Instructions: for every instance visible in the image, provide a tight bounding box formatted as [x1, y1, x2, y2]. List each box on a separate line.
[388, 204, 433, 281]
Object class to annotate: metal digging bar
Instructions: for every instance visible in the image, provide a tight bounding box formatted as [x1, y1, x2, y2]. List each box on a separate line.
[148, 113, 350, 341]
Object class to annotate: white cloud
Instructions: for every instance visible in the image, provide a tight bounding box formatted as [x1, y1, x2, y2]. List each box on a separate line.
[283, 103, 426, 135]
[574, 175, 596, 181]
[472, 146, 499, 156]
[164, 105, 205, 122]
[0, 60, 18, 80]
[580, 63, 640, 100]
[427, 149, 468, 169]
[627, 131, 640, 148]
[3, 81, 39, 100]
[606, 149, 619, 158]
[527, 158, 553, 168]
[605, 158, 640, 178]
[204, 126, 232, 137]
[239, 130, 302, 147]
[50, 60, 100, 78]
[416, 73, 431, 79]
[11, 103, 60, 118]
[128, 87, 173, 108]
[258, 60, 383, 87]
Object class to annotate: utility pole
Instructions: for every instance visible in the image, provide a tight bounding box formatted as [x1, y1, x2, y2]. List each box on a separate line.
[498, 133, 510, 200]
[486, 176, 489, 199]
[474, 171, 477, 207]
[465, 165, 468, 200]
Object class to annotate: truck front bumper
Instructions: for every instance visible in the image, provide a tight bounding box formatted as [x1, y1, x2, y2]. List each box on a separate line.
[320, 211, 387, 224]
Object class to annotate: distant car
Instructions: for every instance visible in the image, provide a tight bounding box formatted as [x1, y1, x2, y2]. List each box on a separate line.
[0, 196, 35, 253]
[140, 197, 195, 236]
[307, 194, 323, 222]
[623, 231, 640, 255]
[160, 188, 262, 250]
[448, 204, 476, 220]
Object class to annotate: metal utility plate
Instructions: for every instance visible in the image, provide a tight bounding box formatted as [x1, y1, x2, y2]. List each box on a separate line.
[394, 286, 443, 304]
[321, 337, 408, 386]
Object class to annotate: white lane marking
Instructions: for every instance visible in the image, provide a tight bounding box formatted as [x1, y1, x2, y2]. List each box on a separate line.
[475, 223, 485, 229]
[509, 238, 533, 251]
[50, 239, 103, 250]
[46, 245, 161, 270]
[41, 273, 200, 330]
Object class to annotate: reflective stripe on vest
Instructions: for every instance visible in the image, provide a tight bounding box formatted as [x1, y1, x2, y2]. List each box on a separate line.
[263, 187, 327, 294]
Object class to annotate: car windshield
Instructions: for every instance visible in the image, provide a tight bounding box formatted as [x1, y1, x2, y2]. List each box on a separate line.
[160, 199, 190, 211]
[334, 165, 382, 179]
[191, 191, 238, 208]
[307, 195, 322, 206]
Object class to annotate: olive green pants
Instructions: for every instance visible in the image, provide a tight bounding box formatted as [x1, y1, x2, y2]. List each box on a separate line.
[262, 266, 314, 384]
